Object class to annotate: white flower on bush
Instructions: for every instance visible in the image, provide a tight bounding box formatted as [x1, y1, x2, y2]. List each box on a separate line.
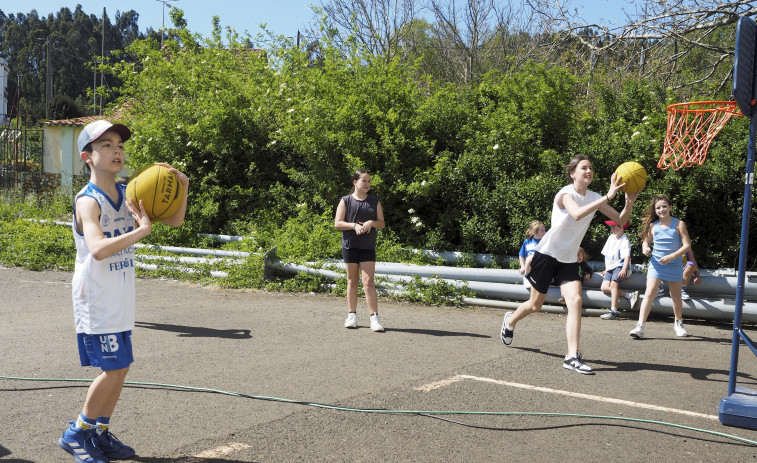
[632, 131, 641, 138]
[493, 144, 499, 150]
[408, 208, 415, 214]
[287, 108, 295, 113]
[411, 216, 424, 227]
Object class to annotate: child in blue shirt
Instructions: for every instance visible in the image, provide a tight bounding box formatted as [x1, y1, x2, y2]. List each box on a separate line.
[518, 220, 545, 280]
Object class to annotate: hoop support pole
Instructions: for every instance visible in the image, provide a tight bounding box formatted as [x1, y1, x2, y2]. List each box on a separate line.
[727, 113, 757, 396]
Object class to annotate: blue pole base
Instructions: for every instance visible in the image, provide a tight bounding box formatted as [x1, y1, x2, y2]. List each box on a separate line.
[719, 386, 757, 429]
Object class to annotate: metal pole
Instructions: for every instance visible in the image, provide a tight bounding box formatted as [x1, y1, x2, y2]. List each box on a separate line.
[45, 37, 50, 119]
[727, 113, 757, 396]
[101, 8, 105, 114]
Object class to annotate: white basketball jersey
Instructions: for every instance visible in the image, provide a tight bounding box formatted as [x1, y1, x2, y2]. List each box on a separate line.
[71, 182, 136, 334]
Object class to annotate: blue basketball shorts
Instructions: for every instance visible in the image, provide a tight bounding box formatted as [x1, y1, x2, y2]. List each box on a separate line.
[77, 331, 134, 370]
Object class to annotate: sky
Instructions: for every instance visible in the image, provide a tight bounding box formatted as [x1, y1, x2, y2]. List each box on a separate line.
[5, 1, 321, 41]
[5, 1, 632, 43]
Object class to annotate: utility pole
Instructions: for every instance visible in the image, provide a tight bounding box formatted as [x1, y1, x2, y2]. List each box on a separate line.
[46, 37, 51, 119]
[101, 7, 105, 114]
[155, 0, 179, 48]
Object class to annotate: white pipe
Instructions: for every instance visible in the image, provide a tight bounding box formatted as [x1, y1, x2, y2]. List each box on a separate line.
[135, 262, 228, 278]
[198, 233, 248, 242]
[136, 255, 244, 265]
[135, 244, 250, 258]
[266, 253, 757, 322]
[318, 261, 756, 300]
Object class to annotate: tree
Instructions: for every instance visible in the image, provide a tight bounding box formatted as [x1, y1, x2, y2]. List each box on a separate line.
[0, 7, 145, 123]
[526, 0, 757, 95]
[318, 0, 420, 63]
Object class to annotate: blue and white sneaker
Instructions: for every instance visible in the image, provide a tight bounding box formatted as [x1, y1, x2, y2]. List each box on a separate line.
[95, 429, 135, 460]
[58, 423, 109, 463]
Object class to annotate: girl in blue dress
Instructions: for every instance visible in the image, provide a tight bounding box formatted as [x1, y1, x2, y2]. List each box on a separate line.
[630, 194, 691, 339]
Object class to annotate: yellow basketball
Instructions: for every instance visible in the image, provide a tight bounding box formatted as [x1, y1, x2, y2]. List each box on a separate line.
[126, 165, 182, 220]
[614, 161, 647, 194]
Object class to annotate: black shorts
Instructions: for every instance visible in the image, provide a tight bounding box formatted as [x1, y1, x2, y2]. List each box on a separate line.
[525, 251, 581, 294]
[342, 248, 376, 264]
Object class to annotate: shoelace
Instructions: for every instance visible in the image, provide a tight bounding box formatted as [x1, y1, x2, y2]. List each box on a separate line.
[97, 430, 124, 449]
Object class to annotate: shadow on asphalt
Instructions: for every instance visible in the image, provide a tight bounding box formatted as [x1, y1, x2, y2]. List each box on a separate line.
[514, 346, 757, 384]
[386, 327, 491, 338]
[135, 321, 252, 339]
[0, 443, 35, 462]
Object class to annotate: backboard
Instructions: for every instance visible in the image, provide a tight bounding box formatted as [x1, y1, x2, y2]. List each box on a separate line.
[734, 16, 757, 117]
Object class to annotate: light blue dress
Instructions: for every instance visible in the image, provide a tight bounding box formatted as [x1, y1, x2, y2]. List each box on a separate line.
[648, 218, 683, 282]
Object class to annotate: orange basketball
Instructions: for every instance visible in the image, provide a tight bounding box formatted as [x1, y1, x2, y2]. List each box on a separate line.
[126, 165, 182, 220]
[614, 161, 647, 194]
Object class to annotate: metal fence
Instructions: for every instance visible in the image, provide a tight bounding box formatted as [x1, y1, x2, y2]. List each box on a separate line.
[0, 126, 43, 189]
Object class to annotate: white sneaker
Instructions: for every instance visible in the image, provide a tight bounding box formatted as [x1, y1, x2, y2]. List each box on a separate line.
[370, 314, 384, 332]
[344, 312, 357, 329]
[626, 290, 640, 310]
[563, 353, 595, 375]
[630, 322, 645, 339]
[681, 286, 690, 300]
[674, 319, 689, 337]
[600, 310, 619, 320]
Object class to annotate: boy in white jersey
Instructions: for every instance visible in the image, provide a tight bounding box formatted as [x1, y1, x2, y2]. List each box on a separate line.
[59, 120, 189, 463]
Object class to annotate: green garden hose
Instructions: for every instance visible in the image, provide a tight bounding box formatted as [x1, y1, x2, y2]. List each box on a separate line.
[2, 375, 755, 446]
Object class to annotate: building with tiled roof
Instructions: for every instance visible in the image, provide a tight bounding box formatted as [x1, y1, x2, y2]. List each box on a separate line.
[42, 114, 130, 194]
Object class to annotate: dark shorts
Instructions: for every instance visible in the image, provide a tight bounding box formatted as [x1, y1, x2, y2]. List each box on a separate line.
[525, 251, 581, 294]
[342, 248, 376, 264]
[77, 331, 134, 370]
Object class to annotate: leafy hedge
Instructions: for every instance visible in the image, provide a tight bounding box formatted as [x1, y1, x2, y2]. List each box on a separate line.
[93, 32, 757, 271]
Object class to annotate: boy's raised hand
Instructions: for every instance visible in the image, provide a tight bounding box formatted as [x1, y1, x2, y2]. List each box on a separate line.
[126, 198, 153, 235]
[154, 162, 189, 190]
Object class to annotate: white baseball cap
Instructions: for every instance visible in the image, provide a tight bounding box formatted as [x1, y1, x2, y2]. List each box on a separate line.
[78, 120, 131, 153]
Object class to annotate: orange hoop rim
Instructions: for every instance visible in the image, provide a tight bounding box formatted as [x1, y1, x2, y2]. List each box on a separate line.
[667, 100, 743, 116]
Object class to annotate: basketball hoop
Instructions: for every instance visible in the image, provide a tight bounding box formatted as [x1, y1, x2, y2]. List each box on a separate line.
[659, 101, 743, 170]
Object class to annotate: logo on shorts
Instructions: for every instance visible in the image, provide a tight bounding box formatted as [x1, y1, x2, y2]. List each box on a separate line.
[99, 335, 120, 353]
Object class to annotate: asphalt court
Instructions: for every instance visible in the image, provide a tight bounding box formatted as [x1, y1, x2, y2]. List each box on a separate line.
[3, 266, 757, 462]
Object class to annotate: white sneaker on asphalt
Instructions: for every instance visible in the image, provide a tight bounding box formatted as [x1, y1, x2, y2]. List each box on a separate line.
[563, 353, 594, 375]
[630, 322, 645, 339]
[600, 310, 619, 320]
[501, 312, 514, 345]
[674, 319, 689, 337]
[344, 312, 357, 328]
[370, 314, 384, 332]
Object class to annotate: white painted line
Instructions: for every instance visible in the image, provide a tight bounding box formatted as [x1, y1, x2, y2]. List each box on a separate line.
[414, 375, 466, 392]
[179, 442, 253, 462]
[417, 374, 718, 421]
